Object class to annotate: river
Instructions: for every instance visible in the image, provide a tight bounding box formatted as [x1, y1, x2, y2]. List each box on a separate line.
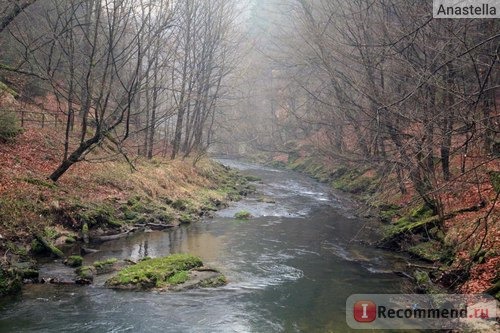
[0, 159, 418, 332]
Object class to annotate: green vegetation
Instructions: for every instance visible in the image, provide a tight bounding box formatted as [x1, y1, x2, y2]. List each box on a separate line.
[244, 175, 262, 182]
[34, 233, 64, 258]
[77, 203, 121, 228]
[378, 204, 401, 223]
[0, 80, 18, 97]
[383, 205, 440, 240]
[407, 241, 444, 262]
[489, 171, 500, 194]
[166, 270, 189, 285]
[199, 274, 227, 288]
[75, 266, 96, 281]
[234, 210, 252, 220]
[0, 111, 22, 142]
[0, 266, 22, 297]
[21, 177, 57, 189]
[92, 258, 119, 274]
[93, 258, 118, 269]
[105, 254, 203, 289]
[65, 255, 83, 267]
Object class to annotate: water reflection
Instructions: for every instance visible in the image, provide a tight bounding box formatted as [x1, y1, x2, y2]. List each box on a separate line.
[0, 160, 419, 333]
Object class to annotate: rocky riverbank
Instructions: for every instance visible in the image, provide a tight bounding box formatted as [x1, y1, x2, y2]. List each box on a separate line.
[0, 132, 256, 296]
[256, 154, 499, 299]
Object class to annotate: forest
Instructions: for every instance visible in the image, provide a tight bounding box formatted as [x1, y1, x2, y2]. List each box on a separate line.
[0, 0, 498, 331]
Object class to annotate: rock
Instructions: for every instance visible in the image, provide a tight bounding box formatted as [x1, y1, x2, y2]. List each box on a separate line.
[34, 233, 64, 258]
[80, 247, 100, 255]
[64, 255, 83, 268]
[104, 254, 226, 291]
[0, 266, 22, 296]
[168, 268, 227, 291]
[75, 266, 96, 282]
[257, 196, 275, 204]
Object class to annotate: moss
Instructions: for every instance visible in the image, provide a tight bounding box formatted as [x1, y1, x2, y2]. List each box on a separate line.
[11, 261, 39, 279]
[166, 270, 189, 285]
[0, 266, 22, 296]
[93, 258, 118, 269]
[408, 241, 443, 262]
[199, 274, 227, 288]
[0, 111, 22, 142]
[179, 213, 195, 224]
[65, 236, 76, 244]
[105, 254, 203, 289]
[75, 265, 96, 281]
[171, 199, 192, 211]
[43, 226, 59, 240]
[34, 233, 64, 258]
[333, 175, 377, 194]
[127, 196, 155, 214]
[30, 239, 45, 254]
[0, 80, 18, 97]
[77, 203, 121, 228]
[489, 171, 500, 194]
[384, 215, 441, 240]
[379, 205, 401, 223]
[93, 258, 118, 274]
[21, 177, 57, 189]
[244, 175, 261, 182]
[64, 255, 83, 267]
[6, 242, 29, 257]
[410, 205, 434, 220]
[234, 210, 252, 220]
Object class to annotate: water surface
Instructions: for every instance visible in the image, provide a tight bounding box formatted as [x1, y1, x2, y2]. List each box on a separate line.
[0, 159, 416, 332]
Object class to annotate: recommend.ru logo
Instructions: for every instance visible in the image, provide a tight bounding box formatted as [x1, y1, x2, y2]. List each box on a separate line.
[346, 294, 498, 330]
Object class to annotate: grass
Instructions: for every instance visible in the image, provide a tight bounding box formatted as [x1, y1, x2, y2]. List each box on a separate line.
[105, 254, 202, 289]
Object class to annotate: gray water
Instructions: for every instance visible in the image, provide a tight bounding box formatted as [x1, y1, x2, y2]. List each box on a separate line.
[0, 160, 416, 332]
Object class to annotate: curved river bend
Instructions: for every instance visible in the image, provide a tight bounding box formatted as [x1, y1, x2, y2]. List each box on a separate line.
[0, 160, 417, 332]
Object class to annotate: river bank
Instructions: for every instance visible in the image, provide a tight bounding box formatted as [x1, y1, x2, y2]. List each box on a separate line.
[0, 158, 420, 332]
[0, 128, 256, 297]
[249, 154, 499, 299]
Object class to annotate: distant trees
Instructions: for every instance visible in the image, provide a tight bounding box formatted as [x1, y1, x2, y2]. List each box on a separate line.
[237, 0, 499, 215]
[0, 0, 37, 33]
[0, 0, 240, 180]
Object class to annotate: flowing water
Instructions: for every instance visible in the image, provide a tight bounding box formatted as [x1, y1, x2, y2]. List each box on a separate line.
[0, 160, 419, 332]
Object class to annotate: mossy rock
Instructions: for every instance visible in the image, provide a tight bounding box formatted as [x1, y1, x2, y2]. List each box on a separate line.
[0, 266, 22, 296]
[104, 254, 225, 291]
[34, 233, 64, 258]
[244, 175, 262, 182]
[75, 266, 96, 282]
[407, 241, 444, 262]
[30, 239, 46, 254]
[64, 255, 83, 267]
[105, 254, 203, 289]
[77, 203, 121, 228]
[93, 258, 119, 274]
[11, 261, 39, 280]
[234, 210, 252, 220]
[65, 236, 76, 244]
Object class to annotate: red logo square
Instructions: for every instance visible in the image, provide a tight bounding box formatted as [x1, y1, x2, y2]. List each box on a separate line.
[353, 300, 377, 322]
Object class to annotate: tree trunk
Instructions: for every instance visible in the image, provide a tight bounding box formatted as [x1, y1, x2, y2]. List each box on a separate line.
[49, 134, 100, 182]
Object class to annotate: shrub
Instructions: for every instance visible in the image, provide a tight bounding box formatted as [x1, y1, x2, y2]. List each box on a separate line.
[0, 111, 22, 142]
